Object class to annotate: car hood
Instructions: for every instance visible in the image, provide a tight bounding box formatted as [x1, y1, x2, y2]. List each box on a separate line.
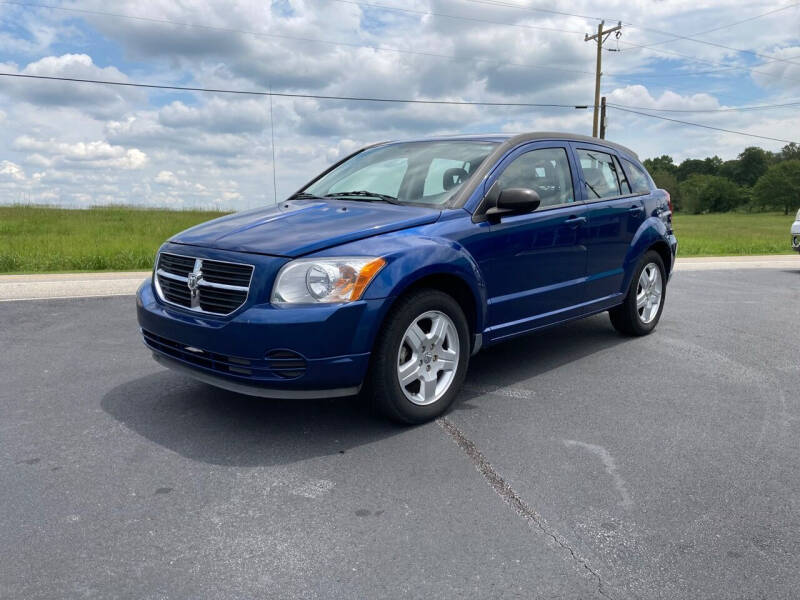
[170, 199, 441, 258]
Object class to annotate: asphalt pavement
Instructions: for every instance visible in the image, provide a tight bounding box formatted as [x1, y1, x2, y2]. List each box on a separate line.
[2, 266, 799, 599]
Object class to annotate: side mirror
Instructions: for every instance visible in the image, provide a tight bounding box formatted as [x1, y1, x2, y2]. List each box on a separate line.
[485, 187, 541, 223]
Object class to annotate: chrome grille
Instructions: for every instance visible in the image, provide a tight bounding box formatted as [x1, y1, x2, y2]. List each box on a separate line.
[154, 252, 254, 316]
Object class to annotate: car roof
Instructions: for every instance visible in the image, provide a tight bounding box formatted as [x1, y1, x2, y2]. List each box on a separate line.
[379, 132, 639, 160]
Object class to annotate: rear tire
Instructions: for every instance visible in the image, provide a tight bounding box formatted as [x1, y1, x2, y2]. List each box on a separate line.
[609, 250, 666, 336]
[367, 289, 470, 424]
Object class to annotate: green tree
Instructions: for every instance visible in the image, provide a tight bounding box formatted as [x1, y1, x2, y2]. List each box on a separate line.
[734, 146, 771, 186]
[680, 174, 744, 214]
[704, 156, 723, 174]
[752, 160, 800, 215]
[643, 155, 676, 175]
[718, 159, 739, 181]
[676, 158, 719, 181]
[651, 169, 681, 211]
[780, 143, 800, 162]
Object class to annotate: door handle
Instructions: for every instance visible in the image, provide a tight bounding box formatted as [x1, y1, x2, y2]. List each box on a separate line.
[628, 205, 643, 214]
[564, 215, 587, 227]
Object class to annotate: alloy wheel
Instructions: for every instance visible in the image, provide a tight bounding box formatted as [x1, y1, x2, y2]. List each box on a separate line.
[396, 310, 460, 406]
[636, 262, 663, 324]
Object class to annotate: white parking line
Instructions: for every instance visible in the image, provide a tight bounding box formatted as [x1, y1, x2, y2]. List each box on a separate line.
[0, 292, 134, 302]
[676, 255, 799, 271]
[0, 276, 148, 301]
[0, 254, 797, 301]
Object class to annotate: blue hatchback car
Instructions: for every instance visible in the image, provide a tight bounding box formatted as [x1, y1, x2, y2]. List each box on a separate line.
[137, 132, 677, 423]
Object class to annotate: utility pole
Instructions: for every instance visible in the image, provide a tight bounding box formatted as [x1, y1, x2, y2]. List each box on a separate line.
[585, 21, 621, 138]
[599, 96, 607, 139]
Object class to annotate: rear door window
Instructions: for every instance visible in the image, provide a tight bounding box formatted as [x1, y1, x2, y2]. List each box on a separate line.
[576, 149, 629, 199]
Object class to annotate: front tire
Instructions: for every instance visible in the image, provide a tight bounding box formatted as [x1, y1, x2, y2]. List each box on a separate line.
[609, 250, 666, 336]
[368, 289, 470, 424]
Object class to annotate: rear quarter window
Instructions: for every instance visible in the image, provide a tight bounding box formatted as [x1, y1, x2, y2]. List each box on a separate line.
[622, 158, 652, 194]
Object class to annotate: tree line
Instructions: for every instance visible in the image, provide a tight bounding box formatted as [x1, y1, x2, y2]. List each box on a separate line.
[643, 143, 800, 215]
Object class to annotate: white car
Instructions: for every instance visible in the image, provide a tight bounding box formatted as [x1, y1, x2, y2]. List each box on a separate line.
[793, 208, 800, 252]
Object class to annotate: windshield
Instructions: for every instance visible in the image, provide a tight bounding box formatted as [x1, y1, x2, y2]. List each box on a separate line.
[303, 140, 498, 206]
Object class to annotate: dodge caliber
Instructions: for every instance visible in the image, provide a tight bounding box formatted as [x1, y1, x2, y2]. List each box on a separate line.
[137, 133, 678, 423]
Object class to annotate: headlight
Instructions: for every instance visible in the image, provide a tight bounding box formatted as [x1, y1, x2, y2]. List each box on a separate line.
[271, 257, 386, 304]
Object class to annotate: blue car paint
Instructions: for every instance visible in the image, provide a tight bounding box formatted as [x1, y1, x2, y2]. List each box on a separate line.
[137, 134, 677, 398]
[170, 199, 441, 257]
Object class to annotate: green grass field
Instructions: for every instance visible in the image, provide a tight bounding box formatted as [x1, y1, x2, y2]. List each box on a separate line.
[0, 205, 795, 273]
[0, 206, 227, 273]
[672, 211, 795, 257]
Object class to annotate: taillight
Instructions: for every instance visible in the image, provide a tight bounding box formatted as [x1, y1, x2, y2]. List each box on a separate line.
[664, 190, 672, 214]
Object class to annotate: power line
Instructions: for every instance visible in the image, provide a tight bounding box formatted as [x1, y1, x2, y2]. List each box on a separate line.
[615, 66, 744, 79]
[629, 30, 800, 68]
[0, 71, 593, 108]
[626, 3, 800, 66]
[610, 105, 798, 144]
[609, 100, 800, 113]
[6, 71, 796, 144]
[7, 0, 798, 86]
[332, 0, 585, 34]
[338, 0, 800, 83]
[6, 0, 798, 90]
[446, 0, 602, 23]
[617, 40, 800, 84]
[632, 3, 800, 50]
[449, 0, 800, 68]
[0, 1, 596, 78]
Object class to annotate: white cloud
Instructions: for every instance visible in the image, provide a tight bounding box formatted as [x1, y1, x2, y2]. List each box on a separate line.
[0, 54, 142, 118]
[0, 160, 25, 181]
[154, 170, 178, 185]
[13, 136, 148, 169]
[750, 46, 800, 89]
[0, 0, 798, 208]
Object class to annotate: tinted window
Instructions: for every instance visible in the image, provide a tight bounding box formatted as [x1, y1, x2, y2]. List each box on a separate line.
[622, 158, 652, 194]
[495, 147, 575, 207]
[306, 141, 497, 206]
[614, 156, 632, 195]
[328, 158, 408, 198]
[577, 149, 629, 199]
[424, 157, 473, 198]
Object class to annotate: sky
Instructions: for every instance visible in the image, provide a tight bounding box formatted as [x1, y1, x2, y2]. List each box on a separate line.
[0, 0, 798, 210]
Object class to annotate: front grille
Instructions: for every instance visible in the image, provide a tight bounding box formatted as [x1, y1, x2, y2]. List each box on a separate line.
[154, 252, 254, 316]
[142, 330, 307, 381]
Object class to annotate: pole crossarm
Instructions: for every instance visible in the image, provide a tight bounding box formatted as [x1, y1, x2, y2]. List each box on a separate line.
[585, 21, 622, 41]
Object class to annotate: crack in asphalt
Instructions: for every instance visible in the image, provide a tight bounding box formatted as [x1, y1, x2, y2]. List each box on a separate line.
[437, 416, 615, 600]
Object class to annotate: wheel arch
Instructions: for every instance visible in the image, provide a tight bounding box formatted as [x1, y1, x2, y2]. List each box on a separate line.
[621, 217, 672, 294]
[647, 239, 673, 275]
[373, 269, 484, 355]
[398, 272, 478, 341]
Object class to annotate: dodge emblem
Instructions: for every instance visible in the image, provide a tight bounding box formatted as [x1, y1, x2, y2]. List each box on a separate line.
[187, 270, 202, 297]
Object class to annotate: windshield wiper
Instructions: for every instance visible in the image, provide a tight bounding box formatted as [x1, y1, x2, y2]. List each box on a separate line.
[288, 192, 322, 200]
[324, 190, 400, 205]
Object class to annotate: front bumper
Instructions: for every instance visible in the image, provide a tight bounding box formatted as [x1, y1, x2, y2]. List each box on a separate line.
[137, 277, 388, 397]
[151, 352, 361, 398]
